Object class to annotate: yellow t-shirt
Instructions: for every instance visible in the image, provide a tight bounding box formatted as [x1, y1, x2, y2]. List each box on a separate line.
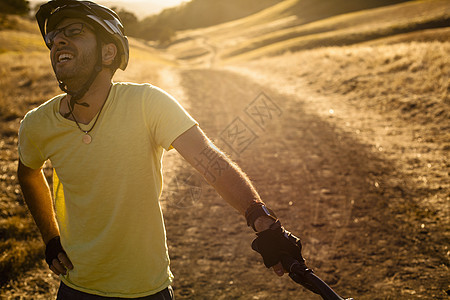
[18, 82, 197, 297]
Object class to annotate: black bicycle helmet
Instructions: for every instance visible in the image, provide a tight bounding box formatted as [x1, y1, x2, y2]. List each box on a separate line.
[36, 0, 129, 70]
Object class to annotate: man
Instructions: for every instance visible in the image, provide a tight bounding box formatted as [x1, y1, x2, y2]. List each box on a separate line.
[17, 1, 304, 298]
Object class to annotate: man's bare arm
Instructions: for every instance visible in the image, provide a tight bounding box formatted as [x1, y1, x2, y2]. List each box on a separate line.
[171, 126, 260, 211]
[17, 160, 59, 244]
[17, 160, 72, 274]
[172, 125, 277, 231]
[172, 125, 284, 275]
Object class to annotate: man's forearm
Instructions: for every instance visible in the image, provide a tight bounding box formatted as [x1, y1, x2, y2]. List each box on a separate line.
[172, 125, 276, 230]
[204, 152, 278, 232]
[203, 151, 262, 214]
[17, 161, 60, 244]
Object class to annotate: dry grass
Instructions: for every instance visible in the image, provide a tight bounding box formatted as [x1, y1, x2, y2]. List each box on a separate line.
[0, 52, 57, 122]
[221, 0, 450, 61]
[127, 38, 178, 67]
[231, 41, 450, 128]
[0, 31, 47, 54]
[0, 220, 43, 286]
[0, 15, 38, 33]
[0, 15, 44, 54]
[362, 26, 450, 45]
[166, 0, 450, 67]
[0, 28, 60, 289]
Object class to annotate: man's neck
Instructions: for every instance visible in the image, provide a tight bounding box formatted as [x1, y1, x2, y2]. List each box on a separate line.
[61, 71, 113, 125]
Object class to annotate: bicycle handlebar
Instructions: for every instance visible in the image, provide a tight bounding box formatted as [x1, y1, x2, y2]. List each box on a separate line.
[280, 255, 349, 300]
[252, 242, 353, 300]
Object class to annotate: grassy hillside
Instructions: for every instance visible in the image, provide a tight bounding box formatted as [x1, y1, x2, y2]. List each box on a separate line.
[165, 0, 449, 64]
[0, 45, 71, 292]
[0, 14, 37, 32]
[0, 30, 46, 54]
[233, 41, 449, 126]
[0, 14, 45, 54]
[148, 0, 409, 33]
[142, 0, 280, 30]
[127, 0, 411, 43]
[122, 0, 280, 43]
[172, 0, 415, 44]
[219, 0, 450, 61]
[0, 15, 57, 284]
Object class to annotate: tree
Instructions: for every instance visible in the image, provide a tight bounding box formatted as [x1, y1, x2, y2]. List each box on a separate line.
[112, 7, 140, 37]
[0, 0, 30, 15]
[138, 22, 175, 45]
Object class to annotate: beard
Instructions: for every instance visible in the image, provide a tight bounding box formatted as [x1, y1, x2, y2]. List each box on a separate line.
[52, 43, 98, 91]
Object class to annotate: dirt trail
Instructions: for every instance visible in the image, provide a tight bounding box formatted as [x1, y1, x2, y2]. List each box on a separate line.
[156, 64, 448, 299]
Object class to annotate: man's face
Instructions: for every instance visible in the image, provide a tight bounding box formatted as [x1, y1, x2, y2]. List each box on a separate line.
[49, 18, 98, 87]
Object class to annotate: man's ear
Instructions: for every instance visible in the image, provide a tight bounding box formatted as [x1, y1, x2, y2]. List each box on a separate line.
[102, 43, 117, 66]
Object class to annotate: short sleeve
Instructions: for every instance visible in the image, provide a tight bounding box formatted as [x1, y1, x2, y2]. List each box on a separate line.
[145, 86, 197, 151]
[18, 116, 46, 169]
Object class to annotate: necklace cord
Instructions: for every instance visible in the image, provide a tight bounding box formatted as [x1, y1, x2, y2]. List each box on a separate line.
[67, 84, 112, 135]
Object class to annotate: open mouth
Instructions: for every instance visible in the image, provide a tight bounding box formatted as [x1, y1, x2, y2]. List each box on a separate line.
[57, 53, 74, 64]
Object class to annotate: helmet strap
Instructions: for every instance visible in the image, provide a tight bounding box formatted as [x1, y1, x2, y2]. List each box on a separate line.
[60, 39, 104, 117]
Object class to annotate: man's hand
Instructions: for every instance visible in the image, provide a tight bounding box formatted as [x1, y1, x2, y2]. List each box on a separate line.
[45, 236, 73, 275]
[253, 216, 285, 276]
[251, 221, 303, 277]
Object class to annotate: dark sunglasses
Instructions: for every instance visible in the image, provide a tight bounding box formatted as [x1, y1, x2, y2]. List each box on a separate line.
[45, 23, 88, 48]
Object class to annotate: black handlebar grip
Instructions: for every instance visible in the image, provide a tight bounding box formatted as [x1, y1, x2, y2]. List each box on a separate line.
[252, 237, 353, 300]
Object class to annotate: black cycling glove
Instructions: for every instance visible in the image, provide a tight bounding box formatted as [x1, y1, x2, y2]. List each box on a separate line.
[45, 236, 65, 267]
[251, 221, 304, 268]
